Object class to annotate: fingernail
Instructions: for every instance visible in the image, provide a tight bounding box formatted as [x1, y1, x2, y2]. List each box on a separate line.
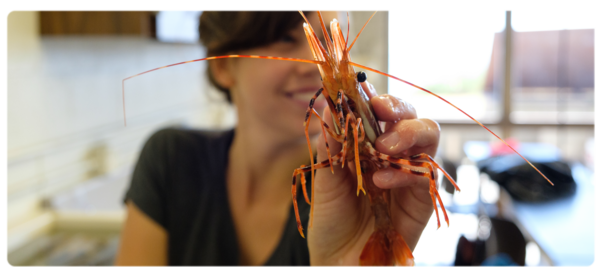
[379, 131, 399, 150]
[375, 169, 394, 183]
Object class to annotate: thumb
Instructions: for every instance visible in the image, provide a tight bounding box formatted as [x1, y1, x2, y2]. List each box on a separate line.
[316, 106, 342, 163]
[314, 106, 351, 197]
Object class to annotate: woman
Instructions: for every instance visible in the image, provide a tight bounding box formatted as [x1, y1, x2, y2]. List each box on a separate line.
[115, 11, 441, 266]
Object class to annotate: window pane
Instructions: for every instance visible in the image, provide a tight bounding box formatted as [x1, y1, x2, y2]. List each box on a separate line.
[156, 11, 203, 43]
[388, 9, 505, 123]
[510, 10, 594, 124]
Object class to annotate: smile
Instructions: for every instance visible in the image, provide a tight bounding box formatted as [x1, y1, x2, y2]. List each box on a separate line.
[285, 88, 327, 110]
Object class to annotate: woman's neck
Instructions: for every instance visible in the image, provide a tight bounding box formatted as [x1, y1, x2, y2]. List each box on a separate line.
[227, 117, 316, 206]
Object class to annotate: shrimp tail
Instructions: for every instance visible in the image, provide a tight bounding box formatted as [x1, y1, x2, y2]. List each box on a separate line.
[359, 227, 414, 266]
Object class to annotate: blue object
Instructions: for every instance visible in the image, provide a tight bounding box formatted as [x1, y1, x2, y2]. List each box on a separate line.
[481, 253, 518, 266]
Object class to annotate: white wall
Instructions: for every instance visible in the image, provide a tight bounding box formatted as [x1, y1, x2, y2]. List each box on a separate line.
[348, 11, 388, 94]
[7, 12, 236, 252]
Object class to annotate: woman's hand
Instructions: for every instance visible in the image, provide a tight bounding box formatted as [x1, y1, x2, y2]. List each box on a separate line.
[307, 81, 441, 265]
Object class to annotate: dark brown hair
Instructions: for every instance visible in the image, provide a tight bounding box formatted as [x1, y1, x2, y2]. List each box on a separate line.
[199, 12, 310, 103]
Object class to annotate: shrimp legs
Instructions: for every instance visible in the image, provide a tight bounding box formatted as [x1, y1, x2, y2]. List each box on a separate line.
[291, 88, 460, 238]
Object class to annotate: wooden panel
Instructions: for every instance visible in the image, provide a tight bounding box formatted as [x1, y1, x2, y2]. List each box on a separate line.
[40, 12, 153, 36]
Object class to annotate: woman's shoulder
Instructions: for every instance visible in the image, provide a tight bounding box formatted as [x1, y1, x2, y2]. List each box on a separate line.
[138, 127, 235, 170]
[145, 127, 234, 148]
[145, 127, 233, 150]
[125, 127, 234, 236]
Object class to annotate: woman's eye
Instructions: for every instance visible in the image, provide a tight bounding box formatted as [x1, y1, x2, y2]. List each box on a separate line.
[279, 34, 295, 43]
[317, 36, 326, 46]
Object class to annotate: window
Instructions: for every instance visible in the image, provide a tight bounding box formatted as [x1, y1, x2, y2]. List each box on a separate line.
[388, 9, 594, 125]
[388, 9, 505, 123]
[156, 11, 203, 43]
[510, 10, 594, 124]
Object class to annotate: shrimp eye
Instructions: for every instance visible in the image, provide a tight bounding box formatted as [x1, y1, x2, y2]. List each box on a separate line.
[357, 71, 367, 83]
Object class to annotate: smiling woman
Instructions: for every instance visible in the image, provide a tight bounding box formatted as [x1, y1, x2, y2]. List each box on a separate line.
[203, 12, 328, 138]
[201, 12, 318, 100]
[116, 11, 327, 266]
[115, 11, 438, 266]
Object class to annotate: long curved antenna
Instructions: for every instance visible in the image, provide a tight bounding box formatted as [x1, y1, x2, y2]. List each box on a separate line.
[349, 61, 554, 186]
[122, 55, 321, 126]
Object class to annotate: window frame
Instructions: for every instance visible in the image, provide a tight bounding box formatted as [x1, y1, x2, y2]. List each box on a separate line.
[395, 11, 595, 136]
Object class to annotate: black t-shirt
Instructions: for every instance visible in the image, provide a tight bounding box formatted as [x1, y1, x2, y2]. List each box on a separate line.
[124, 128, 311, 265]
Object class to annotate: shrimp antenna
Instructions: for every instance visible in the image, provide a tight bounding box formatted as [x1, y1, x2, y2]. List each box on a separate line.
[122, 55, 321, 126]
[298, 11, 329, 62]
[349, 61, 554, 186]
[346, 12, 350, 48]
[348, 11, 377, 52]
[317, 11, 336, 58]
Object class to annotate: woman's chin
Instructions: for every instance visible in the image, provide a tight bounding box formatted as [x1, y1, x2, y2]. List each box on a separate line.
[287, 125, 321, 142]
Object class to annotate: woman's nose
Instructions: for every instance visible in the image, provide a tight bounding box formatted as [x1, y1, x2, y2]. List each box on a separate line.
[298, 38, 315, 60]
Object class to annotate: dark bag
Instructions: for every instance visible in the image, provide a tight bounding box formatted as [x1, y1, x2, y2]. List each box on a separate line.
[477, 154, 576, 202]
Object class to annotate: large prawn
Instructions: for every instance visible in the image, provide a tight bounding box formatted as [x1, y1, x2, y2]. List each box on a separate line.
[122, 11, 553, 266]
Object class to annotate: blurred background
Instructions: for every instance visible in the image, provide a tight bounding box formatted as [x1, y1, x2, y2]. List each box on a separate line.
[6, 10, 594, 266]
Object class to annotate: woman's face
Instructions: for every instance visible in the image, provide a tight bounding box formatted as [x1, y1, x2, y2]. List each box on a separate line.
[214, 12, 338, 139]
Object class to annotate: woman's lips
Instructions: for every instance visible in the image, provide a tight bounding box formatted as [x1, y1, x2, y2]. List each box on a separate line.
[285, 88, 327, 110]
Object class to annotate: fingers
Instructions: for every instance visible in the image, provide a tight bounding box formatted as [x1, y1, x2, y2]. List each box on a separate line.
[316, 106, 342, 162]
[370, 94, 417, 122]
[361, 83, 416, 122]
[360, 80, 378, 99]
[372, 118, 440, 190]
[372, 167, 431, 190]
[313, 106, 359, 215]
[375, 118, 440, 157]
[359, 93, 440, 190]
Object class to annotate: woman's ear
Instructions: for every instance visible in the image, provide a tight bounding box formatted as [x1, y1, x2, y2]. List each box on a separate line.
[210, 59, 235, 89]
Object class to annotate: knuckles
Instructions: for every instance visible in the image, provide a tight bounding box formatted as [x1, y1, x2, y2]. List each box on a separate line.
[374, 118, 441, 157]
[371, 94, 417, 122]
